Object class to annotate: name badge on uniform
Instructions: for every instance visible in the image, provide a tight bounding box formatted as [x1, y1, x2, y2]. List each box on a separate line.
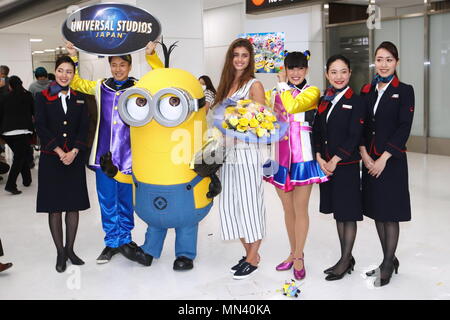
[342, 104, 352, 109]
[391, 94, 399, 99]
[76, 100, 85, 104]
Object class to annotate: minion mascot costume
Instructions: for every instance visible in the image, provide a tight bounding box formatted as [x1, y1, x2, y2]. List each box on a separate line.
[101, 40, 222, 270]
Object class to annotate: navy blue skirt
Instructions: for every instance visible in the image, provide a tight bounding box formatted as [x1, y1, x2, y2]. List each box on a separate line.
[36, 152, 90, 213]
[319, 162, 363, 222]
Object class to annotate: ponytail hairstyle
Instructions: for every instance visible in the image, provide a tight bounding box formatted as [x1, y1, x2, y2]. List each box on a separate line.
[326, 54, 351, 72]
[284, 50, 310, 69]
[375, 41, 399, 77]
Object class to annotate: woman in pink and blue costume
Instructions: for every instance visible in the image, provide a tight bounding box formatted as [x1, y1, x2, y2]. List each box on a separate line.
[263, 51, 327, 280]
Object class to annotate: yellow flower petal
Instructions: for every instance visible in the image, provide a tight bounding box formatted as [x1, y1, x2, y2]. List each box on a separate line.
[249, 118, 259, 128]
[229, 118, 239, 127]
[256, 128, 267, 137]
[238, 107, 248, 115]
[238, 118, 249, 126]
[237, 125, 248, 132]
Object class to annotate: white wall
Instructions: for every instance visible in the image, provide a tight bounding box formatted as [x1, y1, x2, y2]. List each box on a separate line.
[136, 0, 204, 78]
[0, 33, 33, 88]
[203, 2, 325, 93]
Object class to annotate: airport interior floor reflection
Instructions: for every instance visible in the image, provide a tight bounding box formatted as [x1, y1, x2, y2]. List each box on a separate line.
[0, 152, 449, 300]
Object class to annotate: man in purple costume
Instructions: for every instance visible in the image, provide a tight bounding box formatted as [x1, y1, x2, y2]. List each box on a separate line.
[66, 41, 163, 265]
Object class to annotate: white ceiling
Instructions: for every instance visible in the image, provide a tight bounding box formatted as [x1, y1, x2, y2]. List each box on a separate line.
[0, 0, 443, 59]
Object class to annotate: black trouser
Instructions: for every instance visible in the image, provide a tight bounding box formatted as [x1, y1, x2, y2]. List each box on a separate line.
[2, 134, 32, 190]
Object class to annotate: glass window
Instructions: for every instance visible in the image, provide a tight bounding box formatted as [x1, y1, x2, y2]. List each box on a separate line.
[429, 11, 450, 138]
[327, 23, 369, 91]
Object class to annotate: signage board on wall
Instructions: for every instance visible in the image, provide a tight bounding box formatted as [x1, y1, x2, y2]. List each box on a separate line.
[62, 3, 161, 56]
[238, 32, 285, 73]
[246, 0, 316, 14]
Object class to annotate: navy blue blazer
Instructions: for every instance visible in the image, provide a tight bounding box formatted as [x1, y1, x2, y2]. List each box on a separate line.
[360, 76, 415, 159]
[35, 88, 89, 155]
[313, 87, 365, 164]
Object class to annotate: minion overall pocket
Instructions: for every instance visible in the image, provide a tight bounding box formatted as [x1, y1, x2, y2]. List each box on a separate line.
[133, 175, 212, 228]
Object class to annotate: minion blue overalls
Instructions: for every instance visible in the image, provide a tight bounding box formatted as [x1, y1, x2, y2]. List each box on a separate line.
[133, 174, 212, 259]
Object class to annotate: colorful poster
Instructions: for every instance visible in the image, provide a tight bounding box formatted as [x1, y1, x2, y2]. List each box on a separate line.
[62, 3, 161, 56]
[238, 32, 285, 73]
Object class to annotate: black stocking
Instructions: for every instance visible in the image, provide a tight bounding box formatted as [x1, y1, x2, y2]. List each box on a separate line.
[379, 221, 399, 279]
[333, 221, 357, 274]
[48, 212, 64, 255]
[65, 211, 79, 257]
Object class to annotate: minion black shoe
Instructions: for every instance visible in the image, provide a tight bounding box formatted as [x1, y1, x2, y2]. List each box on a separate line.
[173, 256, 193, 271]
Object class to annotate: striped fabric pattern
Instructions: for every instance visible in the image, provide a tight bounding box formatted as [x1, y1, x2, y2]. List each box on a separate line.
[204, 89, 215, 105]
[219, 145, 266, 243]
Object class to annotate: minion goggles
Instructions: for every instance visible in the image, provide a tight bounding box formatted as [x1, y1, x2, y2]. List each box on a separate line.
[118, 87, 206, 127]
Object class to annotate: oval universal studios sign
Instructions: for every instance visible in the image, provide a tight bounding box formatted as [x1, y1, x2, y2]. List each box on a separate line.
[62, 3, 162, 56]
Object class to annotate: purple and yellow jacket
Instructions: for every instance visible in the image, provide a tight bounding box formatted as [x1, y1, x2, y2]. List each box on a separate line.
[69, 53, 163, 174]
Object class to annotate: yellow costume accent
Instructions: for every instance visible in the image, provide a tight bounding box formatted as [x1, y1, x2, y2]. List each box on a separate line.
[265, 85, 320, 114]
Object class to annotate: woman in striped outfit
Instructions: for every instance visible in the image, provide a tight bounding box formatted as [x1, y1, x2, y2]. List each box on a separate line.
[263, 51, 327, 280]
[214, 38, 266, 279]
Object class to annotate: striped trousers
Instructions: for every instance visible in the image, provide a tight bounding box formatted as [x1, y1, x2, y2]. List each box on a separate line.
[219, 144, 266, 243]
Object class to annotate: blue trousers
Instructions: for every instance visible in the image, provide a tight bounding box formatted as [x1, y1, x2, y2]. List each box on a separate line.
[134, 175, 212, 260]
[95, 169, 134, 248]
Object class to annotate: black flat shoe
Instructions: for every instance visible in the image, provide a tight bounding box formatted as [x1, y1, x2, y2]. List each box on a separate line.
[5, 187, 21, 195]
[324, 256, 355, 275]
[366, 257, 399, 277]
[173, 256, 194, 271]
[325, 261, 354, 281]
[96, 246, 119, 264]
[56, 253, 67, 273]
[230, 256, 246, 273]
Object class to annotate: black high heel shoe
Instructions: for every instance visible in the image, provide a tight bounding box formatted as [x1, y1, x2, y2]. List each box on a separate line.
[325, 260, 354, 281]
[56, 252, 67, 273]
[374, 263, 397, 287]
[64, 247, 85, 265]
[324, 256, 355, 275]
[366, 257, 399, 277]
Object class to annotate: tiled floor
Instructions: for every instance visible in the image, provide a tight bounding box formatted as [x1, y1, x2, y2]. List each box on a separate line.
[0, 152, 449, 300]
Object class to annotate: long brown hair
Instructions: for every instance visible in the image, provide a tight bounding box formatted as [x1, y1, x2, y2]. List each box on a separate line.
[214, 38, 255, 106]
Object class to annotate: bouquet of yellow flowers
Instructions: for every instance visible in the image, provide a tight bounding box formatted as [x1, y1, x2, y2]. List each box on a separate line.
[213, 99, 287, 143]
[222, 99, 279, 138]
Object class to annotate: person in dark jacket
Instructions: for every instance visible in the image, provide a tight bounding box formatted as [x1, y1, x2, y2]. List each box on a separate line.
[0, 65, 10, 97]
[0, 75, 34, 194]
[35, 55, 90, 273]
[359, 41, 414, 287]
[313, 55, 365, 281]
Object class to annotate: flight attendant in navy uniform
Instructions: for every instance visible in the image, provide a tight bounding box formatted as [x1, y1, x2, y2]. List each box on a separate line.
[313, 55, 365, 281]
[359, 41, 414, 287]
[35, 55, 90, 273]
